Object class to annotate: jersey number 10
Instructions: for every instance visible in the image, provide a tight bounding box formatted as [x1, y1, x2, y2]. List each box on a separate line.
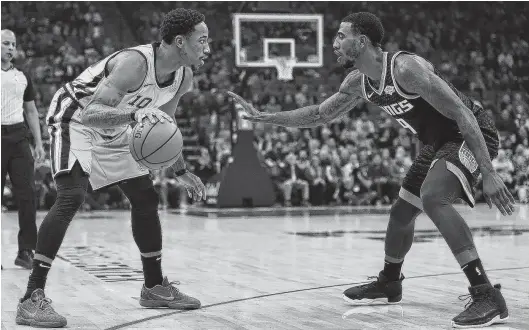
[128, 95, 153, 109]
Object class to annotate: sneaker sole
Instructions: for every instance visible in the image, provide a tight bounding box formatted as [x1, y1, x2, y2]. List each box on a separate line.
[451, 312, 509, 328]
[342, 294, 402, 305]
[16, 316, 67, 328]
[139, 299, 201, 310]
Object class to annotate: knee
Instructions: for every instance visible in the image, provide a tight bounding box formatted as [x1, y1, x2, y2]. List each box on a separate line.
[56, 186, 86, 210]
[15, 187, 36, 202]
[389, 198, 421, 226]
[130, 187, 159, 211]
[420, 185, 446, 214]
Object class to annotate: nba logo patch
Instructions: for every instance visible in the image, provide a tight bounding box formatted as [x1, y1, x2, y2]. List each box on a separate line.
[458, 142, 478, 173]
[384, 85, 396, 95]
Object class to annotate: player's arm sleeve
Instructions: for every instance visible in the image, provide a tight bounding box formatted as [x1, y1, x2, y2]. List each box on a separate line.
[81, 51, 148, 128]
[22, 72, 36, 102]
[393, 55, 494, 174]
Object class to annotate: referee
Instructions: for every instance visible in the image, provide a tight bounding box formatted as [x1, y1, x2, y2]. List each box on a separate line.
[1, 29, 44, 269]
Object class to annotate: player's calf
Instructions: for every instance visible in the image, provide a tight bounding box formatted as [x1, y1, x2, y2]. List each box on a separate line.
[343, 271, 404, 305]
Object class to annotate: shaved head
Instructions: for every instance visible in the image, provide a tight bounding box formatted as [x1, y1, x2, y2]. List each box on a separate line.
[2, 29, 16, 38]
[1, 29, 16, 63]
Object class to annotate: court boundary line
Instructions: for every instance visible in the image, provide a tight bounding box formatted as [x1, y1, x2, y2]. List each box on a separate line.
[104, 266, 529, 330]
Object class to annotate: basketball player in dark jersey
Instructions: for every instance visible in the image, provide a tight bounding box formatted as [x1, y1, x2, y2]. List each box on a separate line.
[16, 9, 208, 328]
[230, 12, 515, 328]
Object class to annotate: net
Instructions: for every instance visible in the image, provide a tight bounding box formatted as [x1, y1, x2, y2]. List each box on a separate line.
[270, 57, 296, 81]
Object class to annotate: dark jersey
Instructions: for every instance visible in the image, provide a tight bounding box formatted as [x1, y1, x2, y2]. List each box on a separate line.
[361, 51, 481, 150]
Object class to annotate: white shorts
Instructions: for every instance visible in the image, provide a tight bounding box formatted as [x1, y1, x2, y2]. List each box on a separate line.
[47, 88, 149, 190]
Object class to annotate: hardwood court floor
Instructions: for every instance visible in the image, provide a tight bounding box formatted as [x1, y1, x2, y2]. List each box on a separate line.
[2, 205, 528, 330]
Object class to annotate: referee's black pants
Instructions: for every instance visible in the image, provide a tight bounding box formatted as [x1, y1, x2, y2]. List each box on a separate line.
[1, 123, 37, 251]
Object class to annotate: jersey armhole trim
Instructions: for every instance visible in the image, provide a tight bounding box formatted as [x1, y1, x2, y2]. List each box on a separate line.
[174, 68, 187, 96]
[104, 49, 149, 94]
[390, 51, 421, 100]
[360, 74, 369, 100]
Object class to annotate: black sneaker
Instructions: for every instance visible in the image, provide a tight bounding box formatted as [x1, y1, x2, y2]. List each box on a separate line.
[15, 250, 34, 270]
[343, 271, 404, 305]
[451, 283, 509, 328]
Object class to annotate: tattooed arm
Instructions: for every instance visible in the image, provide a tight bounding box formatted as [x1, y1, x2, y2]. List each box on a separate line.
[228, 70, 364, 128]
[80, 51, 147, 128]
[253, 104, 322, 128]
[393, 54, 493, 173]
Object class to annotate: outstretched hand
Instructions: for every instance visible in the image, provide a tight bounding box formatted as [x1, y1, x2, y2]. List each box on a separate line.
[482, 170, 516, 216]
[227, 91, 272, 123]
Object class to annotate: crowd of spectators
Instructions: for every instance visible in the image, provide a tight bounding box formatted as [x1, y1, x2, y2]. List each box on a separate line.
[2, 2, 528, 211]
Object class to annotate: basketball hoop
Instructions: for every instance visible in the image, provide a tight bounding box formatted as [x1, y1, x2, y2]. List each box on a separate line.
[270, 57, 295, 81]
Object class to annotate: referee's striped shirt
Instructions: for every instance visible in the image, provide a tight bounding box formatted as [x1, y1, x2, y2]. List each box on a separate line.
[1, 65, 35, 125]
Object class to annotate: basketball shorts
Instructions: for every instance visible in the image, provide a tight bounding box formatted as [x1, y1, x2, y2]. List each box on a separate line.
[47, 88, 149, 190]
[400, 111, 499, 209]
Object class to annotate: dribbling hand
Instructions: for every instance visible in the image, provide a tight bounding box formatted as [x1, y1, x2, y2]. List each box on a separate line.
[227, 91, 272, 123]
[482, 170, 516, 216]
[134, 108, 174, 126]
[175, 171, 207, 202]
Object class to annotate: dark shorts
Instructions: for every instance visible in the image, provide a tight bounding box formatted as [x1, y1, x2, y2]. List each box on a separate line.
[400, 111, 499, 208]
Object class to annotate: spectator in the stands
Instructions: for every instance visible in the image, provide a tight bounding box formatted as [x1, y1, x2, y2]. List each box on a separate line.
[280, 152, 310, 207]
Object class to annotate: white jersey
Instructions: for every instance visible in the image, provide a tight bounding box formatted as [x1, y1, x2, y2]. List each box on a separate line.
[46, 42, 188, 131]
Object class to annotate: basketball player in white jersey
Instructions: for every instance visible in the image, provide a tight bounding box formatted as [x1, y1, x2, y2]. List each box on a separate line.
[16, 9, 208, 328]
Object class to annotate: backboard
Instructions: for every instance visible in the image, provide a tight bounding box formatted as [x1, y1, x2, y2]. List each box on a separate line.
[232, 13, 324, 80]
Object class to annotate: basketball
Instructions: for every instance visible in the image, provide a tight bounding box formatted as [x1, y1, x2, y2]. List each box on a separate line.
[129, 120, 183, 170]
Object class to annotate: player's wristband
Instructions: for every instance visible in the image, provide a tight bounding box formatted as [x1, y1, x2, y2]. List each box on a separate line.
[130, 110, 136, 121]
[174, 169, 188, 177]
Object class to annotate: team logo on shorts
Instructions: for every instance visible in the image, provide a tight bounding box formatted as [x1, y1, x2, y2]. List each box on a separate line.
[384, 85, 396, 95]
[458, 142, 478, 173]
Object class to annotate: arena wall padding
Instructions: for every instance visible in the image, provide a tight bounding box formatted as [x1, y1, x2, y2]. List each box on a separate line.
[217, 130, 276, 208]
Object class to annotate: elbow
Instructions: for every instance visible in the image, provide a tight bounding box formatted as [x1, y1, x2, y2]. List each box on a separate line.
[455, 110, 477, 133]
[80, 106, 96, 126]
[79, 111, 90, 126]
[317, 108, 332, 125]
[23, 105, 38, 119]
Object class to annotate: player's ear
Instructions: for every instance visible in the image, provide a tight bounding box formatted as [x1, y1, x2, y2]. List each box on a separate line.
[359, 35, 368, 47]
[174, 35, 185, 48]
